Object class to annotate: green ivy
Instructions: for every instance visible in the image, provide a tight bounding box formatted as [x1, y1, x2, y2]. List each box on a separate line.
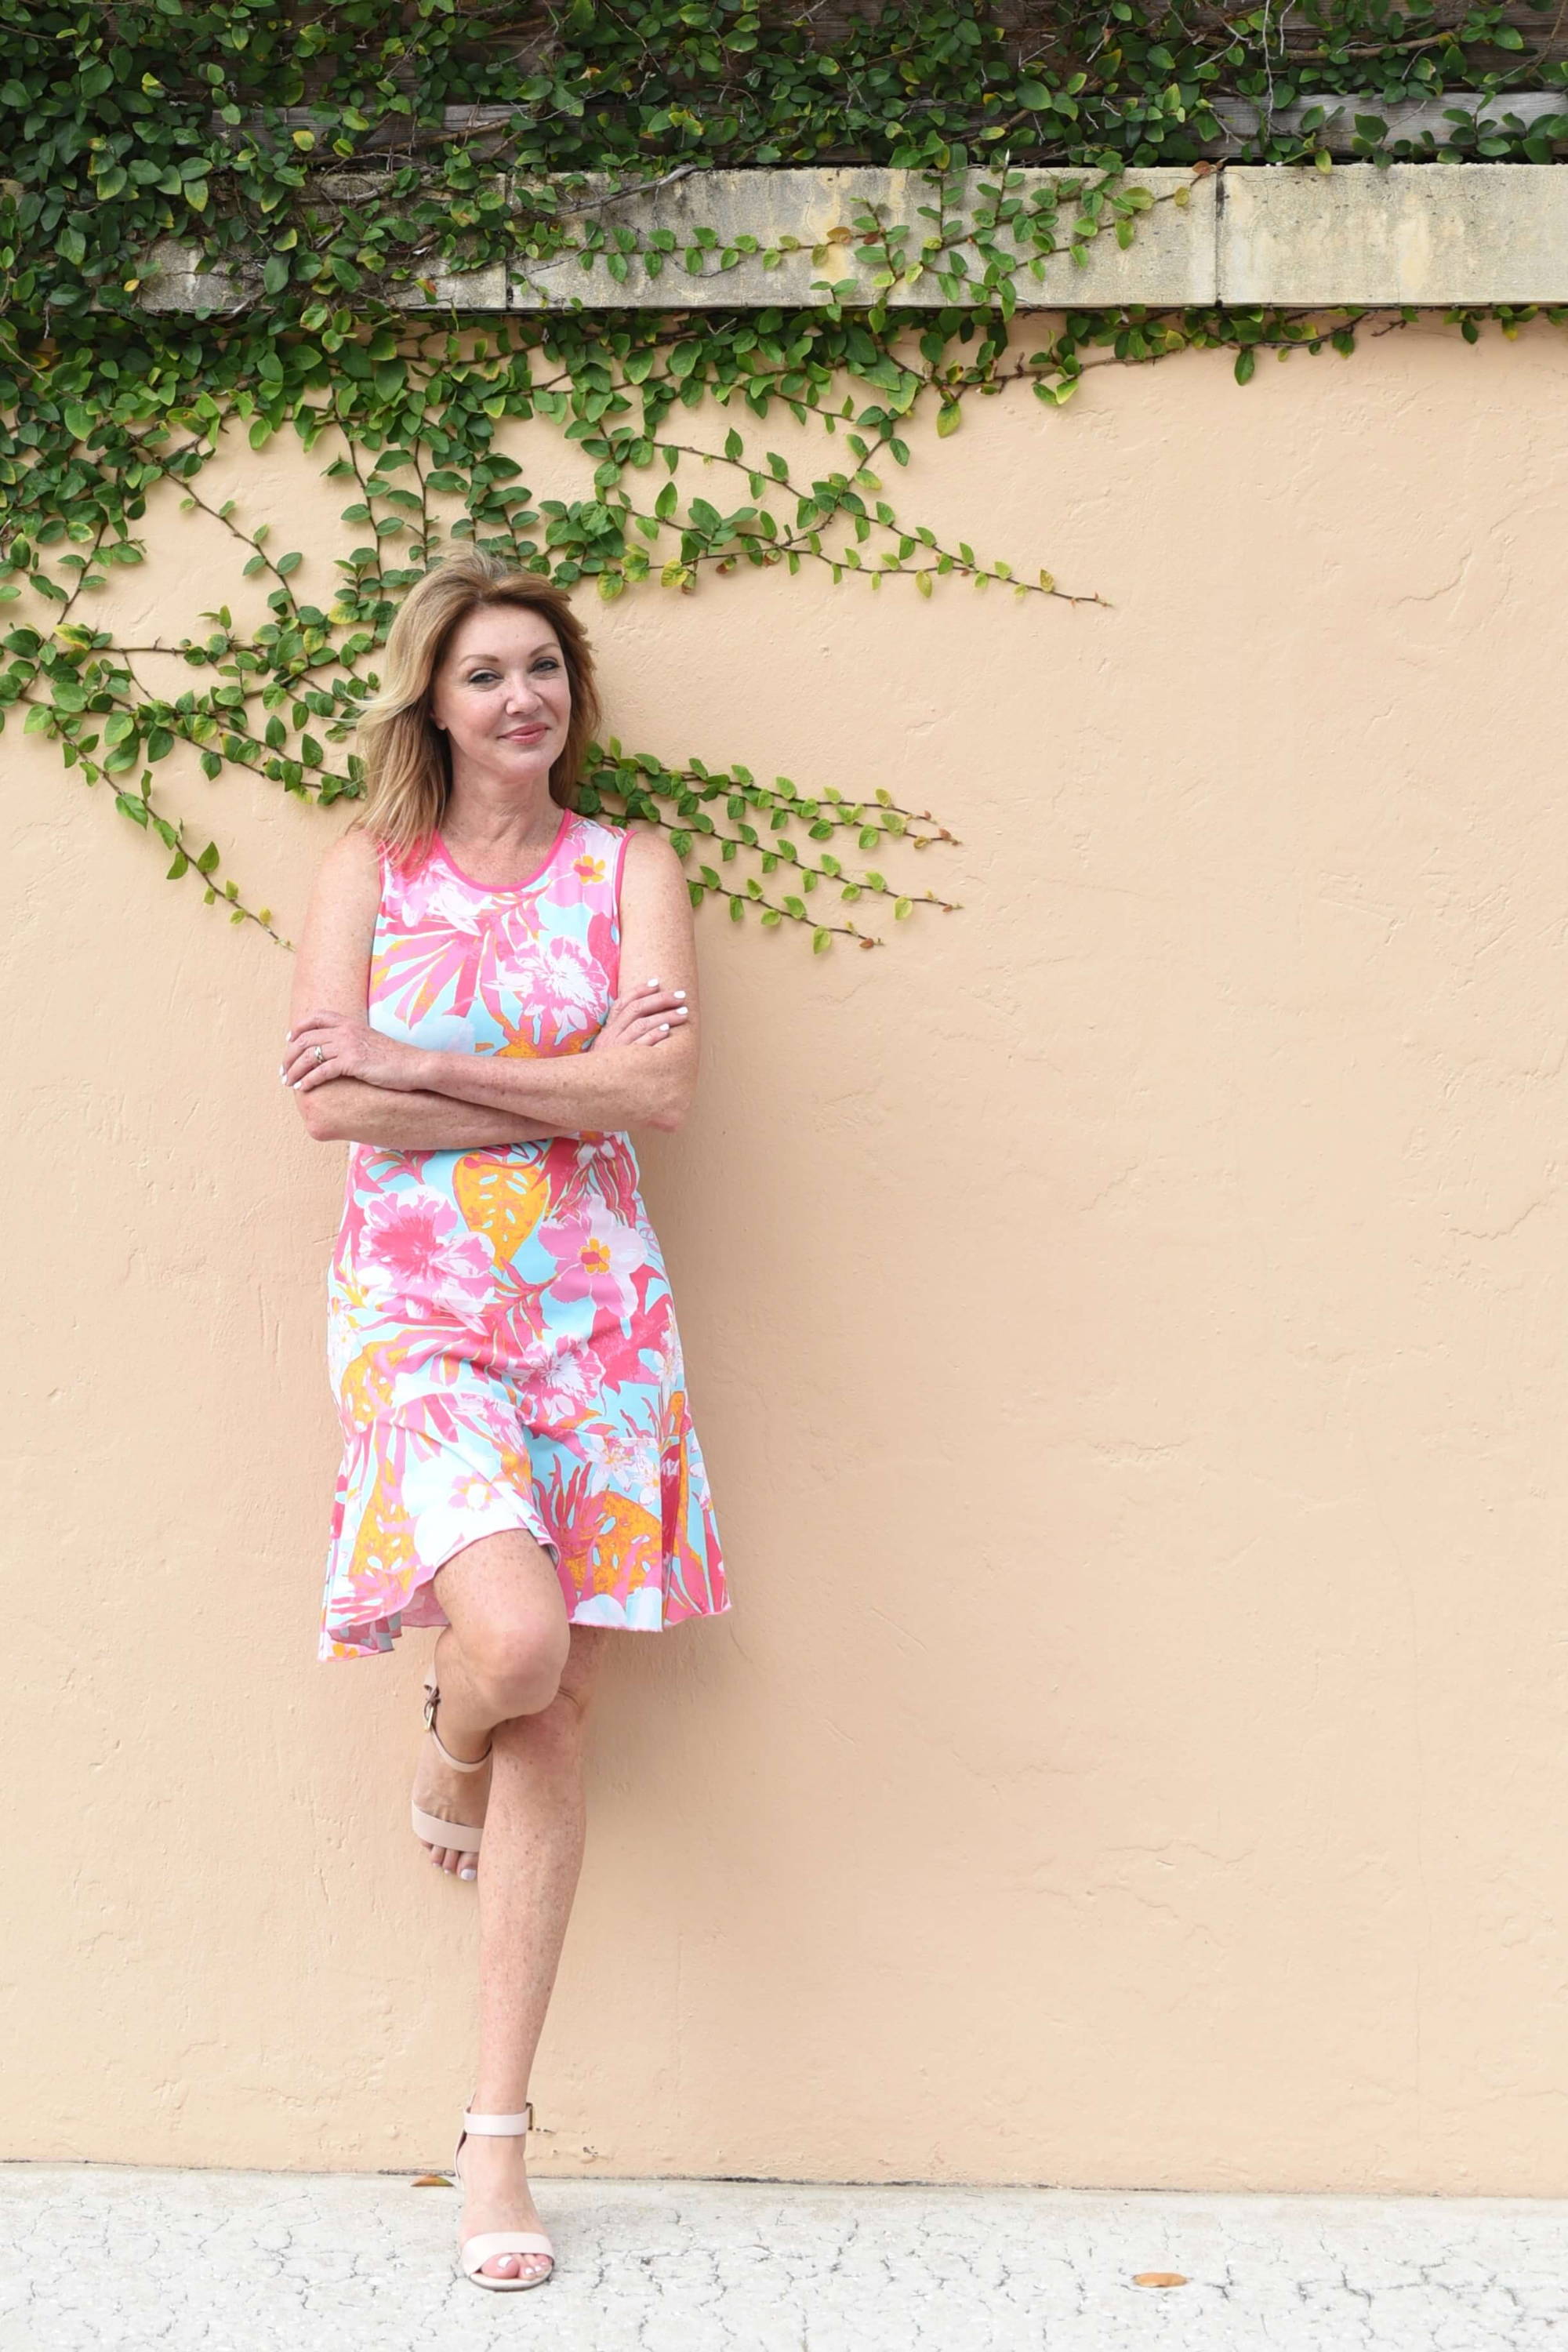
[2, 3, 1566, 949]
[3, 1, 1566, 330]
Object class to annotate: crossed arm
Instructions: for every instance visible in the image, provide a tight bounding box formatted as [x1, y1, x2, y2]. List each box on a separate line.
[283, 821, 700, 1149]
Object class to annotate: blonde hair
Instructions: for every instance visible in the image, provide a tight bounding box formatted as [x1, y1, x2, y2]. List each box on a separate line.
[349, 550, 601, 865]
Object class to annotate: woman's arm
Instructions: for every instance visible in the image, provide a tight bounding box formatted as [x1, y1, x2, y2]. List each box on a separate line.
[286, 823, 702, 1135]
[303, 1080, 564, 1150]
[285, 828, 563, 1149]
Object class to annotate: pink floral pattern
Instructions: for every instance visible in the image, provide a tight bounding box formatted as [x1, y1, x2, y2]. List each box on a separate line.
[317, 809, 730, 1660]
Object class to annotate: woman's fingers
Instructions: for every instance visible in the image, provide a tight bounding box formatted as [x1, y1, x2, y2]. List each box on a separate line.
[281, 1029, 347, 1087]
[615, 985, 686, 1015]
[597, 988, 688, 1051]
[621, 1008, 688, 1046]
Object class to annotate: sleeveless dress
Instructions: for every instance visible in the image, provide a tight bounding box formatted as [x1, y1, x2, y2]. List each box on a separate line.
[316, 805, 730, 1661]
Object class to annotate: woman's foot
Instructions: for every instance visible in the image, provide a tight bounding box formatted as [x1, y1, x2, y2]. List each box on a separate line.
[456, 2127, 554, 2283]
[412, 1706, 492, 1877]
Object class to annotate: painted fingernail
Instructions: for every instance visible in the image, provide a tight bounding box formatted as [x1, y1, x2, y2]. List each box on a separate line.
[673, 989, 685, 999]
[644, 976, 659, 987]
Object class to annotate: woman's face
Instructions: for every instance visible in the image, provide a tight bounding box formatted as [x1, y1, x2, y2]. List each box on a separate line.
[429, 604, 572, 792]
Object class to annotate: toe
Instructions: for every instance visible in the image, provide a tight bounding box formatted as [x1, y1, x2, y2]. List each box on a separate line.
[485, 2254, 520, 2278]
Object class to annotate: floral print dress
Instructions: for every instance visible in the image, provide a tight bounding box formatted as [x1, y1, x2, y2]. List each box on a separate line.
[316, 805, 729, 1661]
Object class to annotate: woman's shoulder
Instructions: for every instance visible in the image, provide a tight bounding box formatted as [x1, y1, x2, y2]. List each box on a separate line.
[615, 817, 681, 875]
[310, 820, 390, 913]
[613, 818, 690, 919]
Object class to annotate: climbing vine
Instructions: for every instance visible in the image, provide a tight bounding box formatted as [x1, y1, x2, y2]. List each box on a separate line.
[2, 2, 1566, 949]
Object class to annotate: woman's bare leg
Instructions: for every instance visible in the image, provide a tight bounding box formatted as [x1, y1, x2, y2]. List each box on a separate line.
[420, 1533, 613, 2281]
[414, 1525, 573, 1875]
[460, 1629, 610, 2279]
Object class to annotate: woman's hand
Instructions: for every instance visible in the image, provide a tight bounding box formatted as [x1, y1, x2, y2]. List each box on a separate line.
[592, 978, 691, 1051]
[281, 1011, 425, 1094]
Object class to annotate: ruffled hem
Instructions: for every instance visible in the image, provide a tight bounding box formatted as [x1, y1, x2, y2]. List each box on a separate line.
[321, 1574, 731, 1658]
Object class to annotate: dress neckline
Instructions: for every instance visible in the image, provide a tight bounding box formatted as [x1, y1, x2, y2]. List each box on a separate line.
[434, 804, 574, 894]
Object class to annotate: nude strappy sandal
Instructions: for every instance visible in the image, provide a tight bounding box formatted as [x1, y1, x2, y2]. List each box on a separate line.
[452, 2099, 555, 2290]
[411, 1672, 491, 1865]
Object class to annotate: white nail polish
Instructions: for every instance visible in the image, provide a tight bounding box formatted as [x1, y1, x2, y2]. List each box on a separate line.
[459, 1867, 476, 1881]
[673, 989, 685, 999]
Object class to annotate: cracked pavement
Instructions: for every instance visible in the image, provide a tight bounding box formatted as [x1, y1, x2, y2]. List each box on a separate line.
[2, 2168, 1564, 2350]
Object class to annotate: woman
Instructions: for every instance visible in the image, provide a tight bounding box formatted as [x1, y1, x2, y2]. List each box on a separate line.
[280, 548, 730, 2292]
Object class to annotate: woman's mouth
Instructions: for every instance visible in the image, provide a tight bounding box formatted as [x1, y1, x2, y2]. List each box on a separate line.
[502, 726, 547, 741]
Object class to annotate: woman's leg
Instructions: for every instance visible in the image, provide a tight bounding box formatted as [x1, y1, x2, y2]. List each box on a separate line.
[415, 1525, 574, 1874]
[459, 1624, 611, 2280]
[420, 1530, 612, 2281]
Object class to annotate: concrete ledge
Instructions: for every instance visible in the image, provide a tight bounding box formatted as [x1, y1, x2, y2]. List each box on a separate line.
[504, 168, 1215, 311]
[137, 164, 1568, 314]
[1221, 163, 1568, 304]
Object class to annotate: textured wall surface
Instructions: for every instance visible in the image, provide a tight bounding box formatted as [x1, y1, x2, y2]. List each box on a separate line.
[6, 318, 1568, 2190]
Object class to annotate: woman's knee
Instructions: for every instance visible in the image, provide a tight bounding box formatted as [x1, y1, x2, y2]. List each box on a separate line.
[463, 1612, 572, 1720]
[490, 1635, 607, 1746]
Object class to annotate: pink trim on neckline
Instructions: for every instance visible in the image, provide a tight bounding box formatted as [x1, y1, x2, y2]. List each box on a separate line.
[434, 804, 575, 894]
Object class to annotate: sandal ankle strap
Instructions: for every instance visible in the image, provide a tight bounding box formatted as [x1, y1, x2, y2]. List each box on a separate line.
[430, 1725, 492, 1773]
[423, 1679, 492, 1773]
[462, 2102, 533, 2134]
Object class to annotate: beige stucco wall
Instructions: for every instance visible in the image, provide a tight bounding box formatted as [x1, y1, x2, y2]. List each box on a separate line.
[8, 316, 1568, 2193]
